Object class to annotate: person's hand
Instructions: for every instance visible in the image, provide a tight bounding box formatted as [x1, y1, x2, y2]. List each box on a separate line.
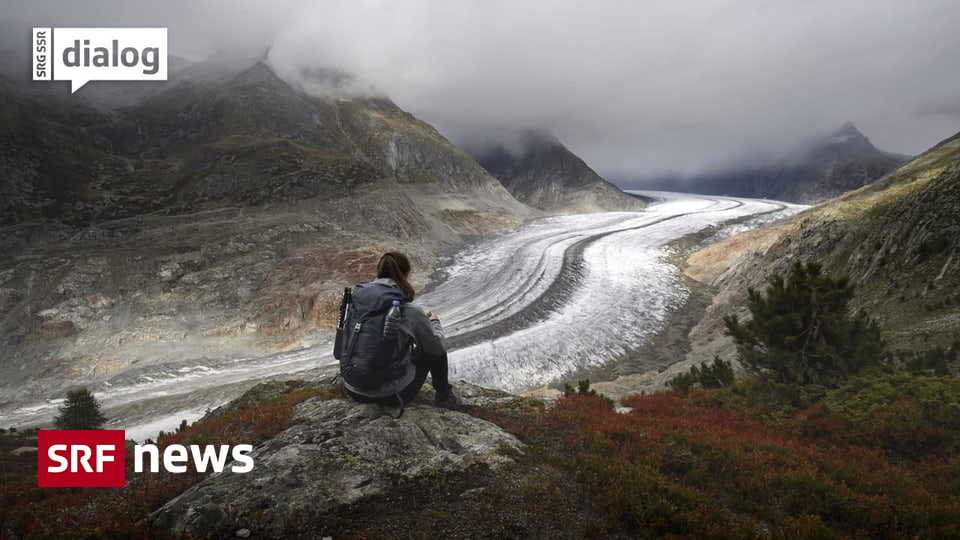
[425, 310, 440, 321]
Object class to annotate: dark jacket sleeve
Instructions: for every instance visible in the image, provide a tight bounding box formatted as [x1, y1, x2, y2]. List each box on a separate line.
[402, 305, 447, 356]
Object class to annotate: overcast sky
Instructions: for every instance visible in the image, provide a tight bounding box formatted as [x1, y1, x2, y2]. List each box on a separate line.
[4, 0, 960, 177]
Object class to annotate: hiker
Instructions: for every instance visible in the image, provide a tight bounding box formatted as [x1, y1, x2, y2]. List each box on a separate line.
[335, 251, 461, 411]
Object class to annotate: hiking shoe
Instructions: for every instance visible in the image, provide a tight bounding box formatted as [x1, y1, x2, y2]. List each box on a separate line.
[433, 387, 462, 410]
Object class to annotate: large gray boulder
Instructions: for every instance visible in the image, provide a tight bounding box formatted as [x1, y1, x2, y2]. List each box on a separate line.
[153, 397, 523, 538]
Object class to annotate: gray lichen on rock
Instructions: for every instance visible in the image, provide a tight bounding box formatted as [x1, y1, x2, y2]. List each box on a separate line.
[153, 397, 523, 538]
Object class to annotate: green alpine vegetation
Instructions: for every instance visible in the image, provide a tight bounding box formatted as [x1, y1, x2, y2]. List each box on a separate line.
[667, 356, 736, 390]
[3, 264, 960, 537]
[724, 260, 883, 388]
[53, 387, 107, 431]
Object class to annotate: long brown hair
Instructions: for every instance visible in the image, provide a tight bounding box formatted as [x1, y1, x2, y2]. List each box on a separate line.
[377, 252, 415, 299]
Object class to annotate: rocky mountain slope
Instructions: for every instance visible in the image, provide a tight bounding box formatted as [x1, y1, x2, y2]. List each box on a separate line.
[0, 62, 533, 402]
[635, 123, 910, 203]
[682, 129, 960, 366]
[470, 128, 646, 213]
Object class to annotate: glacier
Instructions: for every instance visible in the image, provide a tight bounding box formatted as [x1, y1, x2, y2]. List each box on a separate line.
[0, 192, 805, 437]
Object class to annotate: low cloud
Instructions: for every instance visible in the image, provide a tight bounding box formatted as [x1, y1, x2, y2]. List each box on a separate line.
[4, 0, 960, 178]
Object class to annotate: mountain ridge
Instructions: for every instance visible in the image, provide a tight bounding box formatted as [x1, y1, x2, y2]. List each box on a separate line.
[0, 61, 534, 403]
[469, 128, 647, 213]
[632, 122, 910, 203]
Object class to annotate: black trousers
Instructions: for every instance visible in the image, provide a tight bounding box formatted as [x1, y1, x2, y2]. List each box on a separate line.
[347, 351, 451, 406]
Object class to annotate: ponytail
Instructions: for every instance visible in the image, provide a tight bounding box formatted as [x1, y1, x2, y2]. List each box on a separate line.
[377, 252, 415, 300]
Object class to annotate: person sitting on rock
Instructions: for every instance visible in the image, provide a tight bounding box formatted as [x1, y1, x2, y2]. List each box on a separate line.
[338, 251, 461, 410]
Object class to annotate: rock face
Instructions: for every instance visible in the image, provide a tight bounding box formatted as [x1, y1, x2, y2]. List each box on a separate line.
[636, 123, 910, 204]
[0, 61, 533, 403]
[684, 131, 960, 363]
[153, 397, 523, 538]
[470, 128, 646, 213]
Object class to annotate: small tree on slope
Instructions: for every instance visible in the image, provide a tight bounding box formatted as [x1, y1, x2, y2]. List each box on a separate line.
[54, 387, 107, 430]
[724, 260, 883, 388]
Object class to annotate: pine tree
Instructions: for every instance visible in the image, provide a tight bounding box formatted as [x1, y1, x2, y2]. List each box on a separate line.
[724, 260, 883, 387]
[667, 357, 736, 391]
[54, 387, 107, 430]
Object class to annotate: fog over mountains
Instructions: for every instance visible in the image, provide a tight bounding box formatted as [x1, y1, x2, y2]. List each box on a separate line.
[1, 6, 959, 537]
[2, 0, 960, 179]
[628, 122, 911, 203]
[468, 128, 646, 213]
[0, 57, 542, 401]
[0, 35, 955, 402]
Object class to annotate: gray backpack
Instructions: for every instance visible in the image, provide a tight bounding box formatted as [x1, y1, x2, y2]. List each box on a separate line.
[334, 283, 412, 393]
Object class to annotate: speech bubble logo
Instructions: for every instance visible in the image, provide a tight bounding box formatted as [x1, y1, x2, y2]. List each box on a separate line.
[69, 77, 91, 94]
[34, 27, 167, 93]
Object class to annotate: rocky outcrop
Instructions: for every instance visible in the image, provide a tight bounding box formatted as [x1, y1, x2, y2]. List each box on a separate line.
[153, 396, 523, 538]
[470, 128, 646, 214]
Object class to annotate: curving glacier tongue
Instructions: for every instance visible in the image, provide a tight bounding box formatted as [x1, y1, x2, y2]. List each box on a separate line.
[421, 192, 805, 392]
[0, 192, 805, 435]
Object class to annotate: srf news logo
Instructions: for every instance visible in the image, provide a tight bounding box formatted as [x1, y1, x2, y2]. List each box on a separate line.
[38, 430, 254, 488]
[32, 27, 167, 93]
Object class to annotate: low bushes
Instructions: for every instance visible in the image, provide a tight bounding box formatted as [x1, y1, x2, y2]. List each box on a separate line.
[667, 357, 735, 390]
[485, 373, 960, 538]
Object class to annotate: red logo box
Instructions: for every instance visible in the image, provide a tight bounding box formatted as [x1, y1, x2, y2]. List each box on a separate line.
[37, 430, 127, 488]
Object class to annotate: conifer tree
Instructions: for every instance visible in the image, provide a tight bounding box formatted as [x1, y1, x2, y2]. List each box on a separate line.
[724, 260, 883, 387]
[54, 387, 107, 430]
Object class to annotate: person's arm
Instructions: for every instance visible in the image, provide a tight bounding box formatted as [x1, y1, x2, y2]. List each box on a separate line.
[404, 306, 446, 355]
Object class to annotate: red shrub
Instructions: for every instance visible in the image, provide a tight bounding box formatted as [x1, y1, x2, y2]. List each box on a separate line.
[487, 385, 960, 538]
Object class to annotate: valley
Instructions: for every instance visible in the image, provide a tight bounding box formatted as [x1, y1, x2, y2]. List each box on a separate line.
[0, 192, 804, 439]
